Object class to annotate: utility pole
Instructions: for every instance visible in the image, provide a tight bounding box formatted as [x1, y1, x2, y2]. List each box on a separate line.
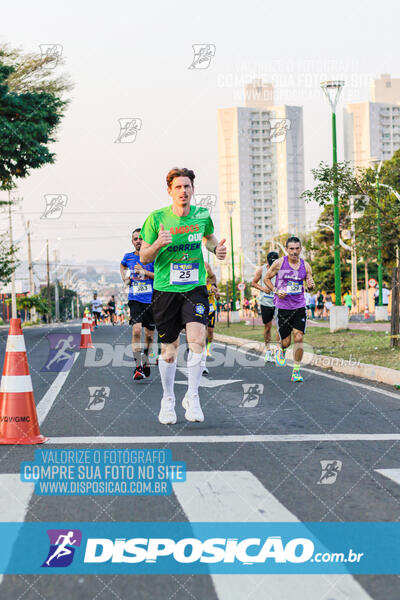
[53, 250, 60, 321]
[8, 192, 17, 319]
[390, 267, 399, 348]
[46, 240, 51, 323]
[26, 220, 37, 322]
[54, 279, 60, 321]
[27, 221, 35, 295]
[375, 162, 384, 306]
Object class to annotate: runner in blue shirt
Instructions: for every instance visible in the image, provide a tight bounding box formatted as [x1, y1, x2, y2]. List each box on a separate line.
[120, 228, 155, 380]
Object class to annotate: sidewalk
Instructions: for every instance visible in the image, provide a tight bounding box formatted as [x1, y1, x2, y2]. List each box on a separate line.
[217, 313, 391, 332]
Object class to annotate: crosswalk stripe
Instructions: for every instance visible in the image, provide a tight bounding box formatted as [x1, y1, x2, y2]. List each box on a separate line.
[0, 474, 35, 585]
[173, 471, 372, 600]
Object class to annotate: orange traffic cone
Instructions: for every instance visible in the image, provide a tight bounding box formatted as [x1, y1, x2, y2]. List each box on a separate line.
[364, 305, 369, 320]
[80, 315, 94, 349]
[0, 319, 47, 444]
[85, 310, 94, 331]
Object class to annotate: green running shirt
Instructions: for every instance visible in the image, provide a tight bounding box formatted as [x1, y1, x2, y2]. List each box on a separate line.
[140, 205, 214, 293]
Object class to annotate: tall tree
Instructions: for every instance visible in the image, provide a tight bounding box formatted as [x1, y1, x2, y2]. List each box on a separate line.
[0, 43, 71, 283]
[302, 159, 400, 286]
[0, 62, 67, 190]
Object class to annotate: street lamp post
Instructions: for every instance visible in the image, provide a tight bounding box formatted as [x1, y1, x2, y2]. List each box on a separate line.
[224, 199, 240, 322]
[321, 80, 349, 332]
[321, 80, 345, 305]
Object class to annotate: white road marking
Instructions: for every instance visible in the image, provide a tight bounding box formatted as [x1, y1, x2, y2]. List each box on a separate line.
[36, 353, 79, 425]
[214, 342, 400, 401]
[175, 366, 242, 388]
[47, 433, 400, 444]
[375, 468, 400, 485]
[0, 474, 34, 585]
[0, 474, 34, 521]
[173, 471, 372, 600]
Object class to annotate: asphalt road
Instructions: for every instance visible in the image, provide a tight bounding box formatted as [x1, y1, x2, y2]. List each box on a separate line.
[0, 321, 400, 599]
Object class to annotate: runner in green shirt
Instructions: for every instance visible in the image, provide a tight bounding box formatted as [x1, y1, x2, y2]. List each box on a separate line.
[140, 167, 227, 425]
[343, 291, 353, 311]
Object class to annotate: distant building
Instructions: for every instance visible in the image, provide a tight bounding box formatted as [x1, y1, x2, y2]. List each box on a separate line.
[217, 80, 305, 281]
[371, 73, 400, 104]
[0, 280, 29, 294]
[344, 74, 400, 168]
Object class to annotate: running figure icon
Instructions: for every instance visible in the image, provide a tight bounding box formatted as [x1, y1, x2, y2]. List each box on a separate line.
[45, 335, 76, 370]
[45, 531, 77, 566]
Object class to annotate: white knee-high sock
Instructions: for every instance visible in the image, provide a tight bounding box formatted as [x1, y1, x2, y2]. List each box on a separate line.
[158, 357, 177, 399]
[187, 350, 203, 396]
[200, 348, 207, 367]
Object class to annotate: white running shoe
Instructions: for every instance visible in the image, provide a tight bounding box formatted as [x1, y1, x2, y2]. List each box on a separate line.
[202, 366, 209, 375]
[182, 393, 204, 422]
[158, 397, 177, 425]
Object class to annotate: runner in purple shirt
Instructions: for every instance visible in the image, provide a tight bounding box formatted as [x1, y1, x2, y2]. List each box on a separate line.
[264, 236, 315, 382]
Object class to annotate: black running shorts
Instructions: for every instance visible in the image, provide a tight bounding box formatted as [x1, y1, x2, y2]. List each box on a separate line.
[152, 286, 209, 343]
[128, 300, 155, 330]
[277, 307, 307, 339]
[260, 305, 275, 325]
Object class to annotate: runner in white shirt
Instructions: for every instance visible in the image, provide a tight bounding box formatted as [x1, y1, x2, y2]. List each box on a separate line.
[90, 293, 102, 328]
[382, 285, 390, 306]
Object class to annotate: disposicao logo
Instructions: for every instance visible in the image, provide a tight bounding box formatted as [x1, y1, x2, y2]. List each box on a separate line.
[83, 536, 314, 564]
[42, 529, 82, 567]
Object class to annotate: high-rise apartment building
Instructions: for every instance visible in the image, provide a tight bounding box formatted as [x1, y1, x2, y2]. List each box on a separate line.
[217, 81, 305, 281]
[344, 74, 400, 168]
[371, 73, 400, 104]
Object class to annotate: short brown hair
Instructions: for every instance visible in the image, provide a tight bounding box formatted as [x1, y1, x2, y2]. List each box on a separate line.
[166, 167, 195, 188]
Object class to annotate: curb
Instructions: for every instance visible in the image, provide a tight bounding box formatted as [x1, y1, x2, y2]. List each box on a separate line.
[0, 321, 81, 331]
[214, 333, 400, 388]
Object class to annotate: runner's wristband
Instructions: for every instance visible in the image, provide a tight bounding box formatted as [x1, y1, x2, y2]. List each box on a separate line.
[212, 245, 218, 254]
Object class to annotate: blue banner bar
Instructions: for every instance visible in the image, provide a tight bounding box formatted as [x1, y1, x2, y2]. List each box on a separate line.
[0, 522, 398, 574]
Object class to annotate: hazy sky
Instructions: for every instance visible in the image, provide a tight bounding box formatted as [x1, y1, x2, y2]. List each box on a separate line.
[1, 0, 399, 269]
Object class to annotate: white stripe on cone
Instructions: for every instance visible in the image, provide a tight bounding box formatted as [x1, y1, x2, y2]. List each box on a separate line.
[5, 335, 26, 353]
[81, 330, 90, 335]
[0, 375, 33, 393]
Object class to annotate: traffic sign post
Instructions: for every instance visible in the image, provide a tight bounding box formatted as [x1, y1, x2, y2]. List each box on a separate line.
[238, 282, 245, 317]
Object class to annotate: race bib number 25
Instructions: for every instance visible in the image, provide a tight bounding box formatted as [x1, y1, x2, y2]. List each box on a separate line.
[170, 263, 199, 285]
